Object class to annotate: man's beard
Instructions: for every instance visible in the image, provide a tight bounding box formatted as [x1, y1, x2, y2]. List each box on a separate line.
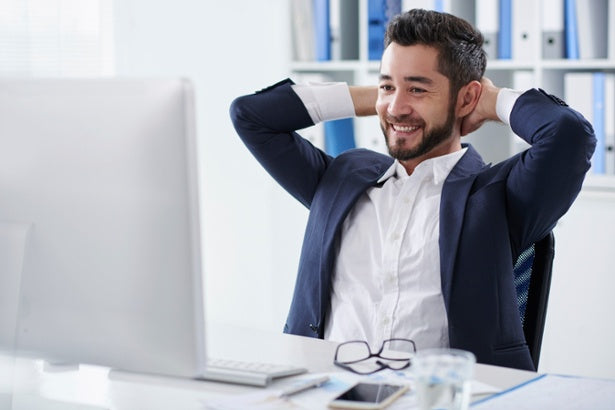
[382, 101, 456, 161]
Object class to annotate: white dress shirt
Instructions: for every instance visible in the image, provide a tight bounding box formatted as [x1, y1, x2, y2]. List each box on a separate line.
[292, 82, 521, 350]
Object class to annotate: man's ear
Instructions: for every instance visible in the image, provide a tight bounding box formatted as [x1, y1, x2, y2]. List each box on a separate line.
[455, 80, 482, 118]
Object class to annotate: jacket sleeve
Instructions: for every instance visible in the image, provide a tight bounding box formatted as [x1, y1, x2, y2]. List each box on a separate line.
[506, 89, 596, 251]
[229, 79, 333, 208]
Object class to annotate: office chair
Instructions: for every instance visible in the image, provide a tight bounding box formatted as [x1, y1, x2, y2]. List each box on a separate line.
[513, 232, 555, 370]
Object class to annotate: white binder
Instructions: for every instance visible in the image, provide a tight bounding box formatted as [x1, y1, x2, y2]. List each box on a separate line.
[476, 0, 499, 60]
[541, 0, 565, 59]
[512, 0, 537, 60]
[330, 0, 359, 60]
[575, 0, 608, 59]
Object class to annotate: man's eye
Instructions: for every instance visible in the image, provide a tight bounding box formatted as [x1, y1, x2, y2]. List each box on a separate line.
[379, 84, 393, 92]
[410, 87, 426, 94]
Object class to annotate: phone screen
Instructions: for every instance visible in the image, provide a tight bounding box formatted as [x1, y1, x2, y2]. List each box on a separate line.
[334, 383, 406, 403]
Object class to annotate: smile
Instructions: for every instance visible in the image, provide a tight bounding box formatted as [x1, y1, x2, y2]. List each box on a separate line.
[391, 124, 420, 133]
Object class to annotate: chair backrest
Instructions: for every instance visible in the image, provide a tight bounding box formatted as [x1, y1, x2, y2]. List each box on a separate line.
[513, 232, 555, 369]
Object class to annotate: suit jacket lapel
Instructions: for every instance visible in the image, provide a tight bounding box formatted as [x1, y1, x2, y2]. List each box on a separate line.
[316, 159, 393, 324]
[439, 145, 487, 311]
[321, 162, 392, 253]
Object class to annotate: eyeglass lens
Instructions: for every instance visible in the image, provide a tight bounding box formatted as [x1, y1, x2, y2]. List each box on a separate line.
[380, 339, 415, 360]
[336, 341, 371, 363]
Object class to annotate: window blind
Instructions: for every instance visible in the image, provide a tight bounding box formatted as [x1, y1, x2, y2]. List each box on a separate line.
[0, 0, 114, 77]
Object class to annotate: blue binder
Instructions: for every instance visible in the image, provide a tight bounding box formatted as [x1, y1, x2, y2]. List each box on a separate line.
[313, 0, 331, 61]
[592, 72, 605, 174]
[564, 0, 579, 59]
[324, 118, 356, 156]
[498, 0, 512, 59]
[368, 0, 401, 61]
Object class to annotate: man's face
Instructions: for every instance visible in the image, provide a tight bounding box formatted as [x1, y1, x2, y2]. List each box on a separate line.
[376, 43, 458, 163]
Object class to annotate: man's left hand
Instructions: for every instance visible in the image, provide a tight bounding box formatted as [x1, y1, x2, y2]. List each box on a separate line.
[460, 77, 501, 136]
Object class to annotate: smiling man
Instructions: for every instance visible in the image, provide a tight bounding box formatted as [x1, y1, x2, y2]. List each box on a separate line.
[230, 9, 595, 371]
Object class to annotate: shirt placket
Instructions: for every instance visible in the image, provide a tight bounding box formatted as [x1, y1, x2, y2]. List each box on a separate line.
[377, 176, 421, 343]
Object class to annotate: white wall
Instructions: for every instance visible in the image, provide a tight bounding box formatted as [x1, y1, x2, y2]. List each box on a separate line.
[113, 0, 307, 332]
[540, 188, 615, 379]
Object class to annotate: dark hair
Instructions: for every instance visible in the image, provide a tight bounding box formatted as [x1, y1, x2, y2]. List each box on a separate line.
[384, 9, 486, 96]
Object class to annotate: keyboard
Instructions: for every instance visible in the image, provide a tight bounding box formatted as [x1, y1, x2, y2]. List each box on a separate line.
[199, 358, 308, 387]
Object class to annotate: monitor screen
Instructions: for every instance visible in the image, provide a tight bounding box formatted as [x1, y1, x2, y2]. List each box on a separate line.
[0, 78, 206, 378]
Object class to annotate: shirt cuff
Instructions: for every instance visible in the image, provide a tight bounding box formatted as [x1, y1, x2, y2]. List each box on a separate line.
[291, 82, 355, 124]
[496, 88, 524, 125]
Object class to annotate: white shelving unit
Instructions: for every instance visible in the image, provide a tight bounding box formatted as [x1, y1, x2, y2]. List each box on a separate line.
[289, 0, 615, 191]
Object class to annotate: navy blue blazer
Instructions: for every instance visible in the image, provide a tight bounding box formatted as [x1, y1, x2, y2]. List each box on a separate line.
[230, 79, 595, 371]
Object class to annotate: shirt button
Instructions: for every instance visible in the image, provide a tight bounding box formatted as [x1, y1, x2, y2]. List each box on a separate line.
[382, 317, 390, 325]
[391, 233, 401, 241]
[403, 197, 411, 204]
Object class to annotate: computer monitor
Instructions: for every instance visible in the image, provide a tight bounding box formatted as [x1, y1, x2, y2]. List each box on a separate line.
[0, 78, 206, 378]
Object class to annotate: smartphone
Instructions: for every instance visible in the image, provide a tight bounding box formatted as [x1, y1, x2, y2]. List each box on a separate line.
[328, 382, 409, 409]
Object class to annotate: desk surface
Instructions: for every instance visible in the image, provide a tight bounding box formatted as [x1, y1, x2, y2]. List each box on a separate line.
[3, 323, 537, 409]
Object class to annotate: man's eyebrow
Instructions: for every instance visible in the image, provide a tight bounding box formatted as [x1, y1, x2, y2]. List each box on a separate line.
[404, 76, 434, 85]
[379, 74, 434, 85]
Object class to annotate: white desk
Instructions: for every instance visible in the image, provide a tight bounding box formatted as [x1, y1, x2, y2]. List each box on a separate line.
[3, 323, 537, 409]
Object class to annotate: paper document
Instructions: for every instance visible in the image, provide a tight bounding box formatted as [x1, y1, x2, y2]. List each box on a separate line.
[202, 370, 501, 410]
[472, 373, 615, 409]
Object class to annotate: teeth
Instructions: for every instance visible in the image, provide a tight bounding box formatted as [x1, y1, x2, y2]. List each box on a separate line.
[393, 125, 419, 132]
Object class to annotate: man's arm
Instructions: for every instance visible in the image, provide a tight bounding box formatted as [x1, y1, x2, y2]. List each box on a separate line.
[230, 79, 331, 208]
[349, 86, 378, 117]
[456, 76, 595, 251]
[231, 79, 378, 208]
[504, 88, 595, 251]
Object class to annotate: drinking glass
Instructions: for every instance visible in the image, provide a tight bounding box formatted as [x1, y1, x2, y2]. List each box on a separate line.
[412, 348, 476, 410]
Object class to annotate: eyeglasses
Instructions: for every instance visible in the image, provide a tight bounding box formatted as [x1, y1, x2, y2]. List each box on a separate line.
[334, 338, 416, 375]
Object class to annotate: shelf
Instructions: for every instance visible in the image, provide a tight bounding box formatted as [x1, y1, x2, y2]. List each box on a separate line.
[486, 60, 536, 71]
[291, 59, 615, 73]
[290, 60, 365, 72]
[292, 59, 537, 74]
[540, 60, 615, 70]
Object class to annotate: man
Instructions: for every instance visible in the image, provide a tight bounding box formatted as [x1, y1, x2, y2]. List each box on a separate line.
[230, 9, 595, 371]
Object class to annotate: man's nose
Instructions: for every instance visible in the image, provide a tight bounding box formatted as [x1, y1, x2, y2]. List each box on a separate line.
[387, 92, 413, 118]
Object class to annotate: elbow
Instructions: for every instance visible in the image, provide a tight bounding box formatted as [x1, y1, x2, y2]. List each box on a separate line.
[542, 109, 597, 171]
[229, 95, 250, 131]
[229, 95, 263, 146]
[565, 109, 597, 165]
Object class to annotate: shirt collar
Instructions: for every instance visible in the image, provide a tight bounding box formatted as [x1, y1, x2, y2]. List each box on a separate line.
[377, 148, 468, 185]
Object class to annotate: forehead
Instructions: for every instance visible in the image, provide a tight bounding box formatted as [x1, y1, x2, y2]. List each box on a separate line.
[380, 43, 447, 83]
